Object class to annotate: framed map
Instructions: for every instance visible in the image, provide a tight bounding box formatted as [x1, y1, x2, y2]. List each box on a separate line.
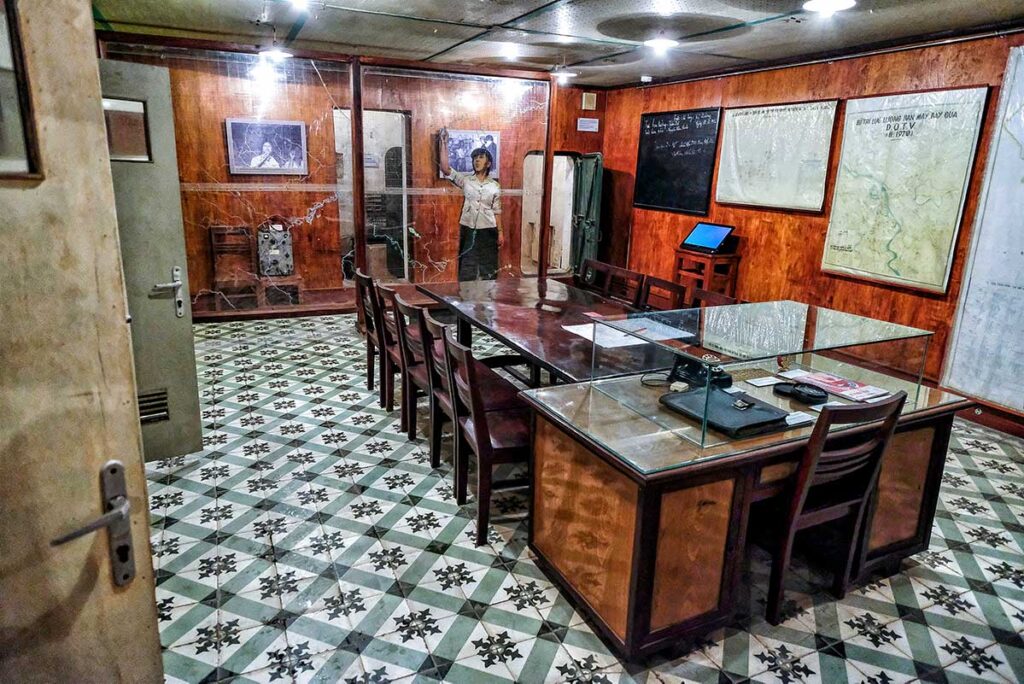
[821, 87, 987, 293]
[943, 49, 1024, 412]
[716, 101, 837, 211]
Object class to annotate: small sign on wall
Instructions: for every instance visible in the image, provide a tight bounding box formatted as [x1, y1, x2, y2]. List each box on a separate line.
[581, 92, 598, 110]
[577, 117, 600, 133]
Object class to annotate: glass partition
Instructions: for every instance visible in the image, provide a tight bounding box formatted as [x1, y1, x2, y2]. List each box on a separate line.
[543, 301, 936, 456]
[104, 44, 354, 318]
[358, 67, 549, 283]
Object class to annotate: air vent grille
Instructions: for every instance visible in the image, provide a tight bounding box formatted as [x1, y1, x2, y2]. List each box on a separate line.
[138, 388, 170, 424]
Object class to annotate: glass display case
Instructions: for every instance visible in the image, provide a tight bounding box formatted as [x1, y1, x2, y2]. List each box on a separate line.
[534, 301, 937, 456]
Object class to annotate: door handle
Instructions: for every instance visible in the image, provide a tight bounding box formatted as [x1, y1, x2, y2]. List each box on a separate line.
[50, 460, 136, 586]
[150, 266, 185, 318]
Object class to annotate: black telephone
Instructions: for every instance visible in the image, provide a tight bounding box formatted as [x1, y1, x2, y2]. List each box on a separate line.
[667, 355, 733, 388]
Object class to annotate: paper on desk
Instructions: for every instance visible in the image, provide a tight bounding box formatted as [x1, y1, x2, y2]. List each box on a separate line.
[785, 411, 815, 426]
[778, 369, 810, 380]
[613, 316, 695, 341]
[809, 401, 845, 412]
[746, 376, 784, 387]
[562, 323, 646, 348]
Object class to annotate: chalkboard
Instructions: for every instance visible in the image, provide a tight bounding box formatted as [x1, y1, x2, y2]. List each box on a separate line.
[633, 108, 721, 215]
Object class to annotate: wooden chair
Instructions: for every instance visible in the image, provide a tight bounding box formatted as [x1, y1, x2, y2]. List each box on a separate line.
[576, 259, 645, 307]
[635, 274, 690, 311]
[392, 295, 431, 442]
[764, 391, 907, 625]
[376, 285, 408, 427]
[421, 312, 525, 470]
[353, 269, 380, 391]
[443, 328, 531, 546]
[691, 288, 738, 308]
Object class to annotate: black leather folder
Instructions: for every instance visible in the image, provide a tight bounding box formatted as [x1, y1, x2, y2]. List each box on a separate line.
[659, 386, 790, 438]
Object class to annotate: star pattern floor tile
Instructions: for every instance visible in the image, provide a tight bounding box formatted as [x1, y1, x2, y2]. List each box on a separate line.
[151, 314, 1024, 683]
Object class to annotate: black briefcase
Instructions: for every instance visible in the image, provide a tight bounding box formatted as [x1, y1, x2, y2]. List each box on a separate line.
[659, 386, 790, 438]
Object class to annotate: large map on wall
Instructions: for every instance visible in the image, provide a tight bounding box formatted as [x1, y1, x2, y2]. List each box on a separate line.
[716, 101, 837, 211]
[944, 48, 1024, 412]
[821, 88, 986, 293]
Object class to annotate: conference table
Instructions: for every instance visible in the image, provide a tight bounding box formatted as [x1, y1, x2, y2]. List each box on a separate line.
[416, 277, 639, 385]
[417, 276, 971, 659]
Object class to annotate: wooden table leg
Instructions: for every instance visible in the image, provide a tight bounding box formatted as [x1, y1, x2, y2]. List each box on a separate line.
[457, 318, 471, 346]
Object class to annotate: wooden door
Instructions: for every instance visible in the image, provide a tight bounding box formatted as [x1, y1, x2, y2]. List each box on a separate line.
[0, 1, 163, 680]
[100, 58, 202, 461]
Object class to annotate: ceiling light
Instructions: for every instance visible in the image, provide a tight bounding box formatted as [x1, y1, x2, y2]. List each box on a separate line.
[802, 0, 855, 16]
[643, 36, 679, 55]
[290, 0, 310, 11]
[259, 48, 292, 63]
[499, 42, 520, 61]
[552, 66, 577, 86]
[640, 75, 653, 84]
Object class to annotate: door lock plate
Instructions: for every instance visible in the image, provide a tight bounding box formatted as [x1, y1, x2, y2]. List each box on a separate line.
[151, 266, 185, 318]
[50, 460, 136, 586]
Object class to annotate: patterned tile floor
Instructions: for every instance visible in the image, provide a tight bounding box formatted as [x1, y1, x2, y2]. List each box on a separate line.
[149, 314, 1024, 683]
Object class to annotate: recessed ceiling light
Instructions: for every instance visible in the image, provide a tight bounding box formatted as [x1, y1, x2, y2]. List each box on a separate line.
[640, 75, 653, 83]
[802, 0, 856, 16]
[643, 36, 679, 55]
[259, 48, 292, 63]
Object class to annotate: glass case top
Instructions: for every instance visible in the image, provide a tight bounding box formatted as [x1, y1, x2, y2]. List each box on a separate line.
[598, 300, 932, 364]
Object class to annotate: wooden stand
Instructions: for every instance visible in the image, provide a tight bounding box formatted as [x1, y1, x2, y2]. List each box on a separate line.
[673, 248, 740, 304]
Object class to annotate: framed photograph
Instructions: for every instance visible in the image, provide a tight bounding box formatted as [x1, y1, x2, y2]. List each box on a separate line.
[0, 0, 42, 178]
[226, 118, 307, 175]
[440, 129, 499, 179]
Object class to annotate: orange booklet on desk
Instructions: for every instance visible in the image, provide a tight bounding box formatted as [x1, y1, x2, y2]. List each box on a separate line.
[778, 369, 890, 402]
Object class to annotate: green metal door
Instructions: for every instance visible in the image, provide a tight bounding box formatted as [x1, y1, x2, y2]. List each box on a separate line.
[100, 59, 202, 461]
[571, 153, 603, 274]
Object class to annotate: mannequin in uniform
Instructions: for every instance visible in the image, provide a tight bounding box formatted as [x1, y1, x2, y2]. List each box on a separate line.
[438, 128, 502, 280]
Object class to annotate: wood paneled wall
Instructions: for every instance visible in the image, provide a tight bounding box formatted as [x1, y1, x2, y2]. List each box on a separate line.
[113, 54, 551, 292]
[117, 55, 352, 298]
[360, 69, 549, 282]
[599, 34, 1024, 380]
[552, 86, 606, 155]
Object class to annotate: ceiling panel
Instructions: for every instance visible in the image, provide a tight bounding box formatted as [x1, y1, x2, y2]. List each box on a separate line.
[508, 0, 804, 44]
[291, 9, 482, 61]
[93, 0, 302, 39]
[572, 49, 751, 86]
[685, 0, 1024, 63]
[323, 0, 556, 27]
[430, 28, 627, 70]
[93, 0, 1024, 87]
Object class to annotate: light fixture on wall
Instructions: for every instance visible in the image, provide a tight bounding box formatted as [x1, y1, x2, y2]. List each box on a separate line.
[802, 0, 856, 17]
[259, 47, 292, 63]
[644, 34, 679, 56]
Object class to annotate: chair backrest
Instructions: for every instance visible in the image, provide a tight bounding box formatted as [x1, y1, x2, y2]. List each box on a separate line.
[376, 285, 400, 348]
[423, 310, 452, 398]
[637, 274, 689, 311]
[788, 391, 907, 524]
[578, 259, 645, 307]
[443, 327, 491, 451]
[354, 269, 383, 343]
[393, 294, 428, 372]
[692, 288, 737, 308]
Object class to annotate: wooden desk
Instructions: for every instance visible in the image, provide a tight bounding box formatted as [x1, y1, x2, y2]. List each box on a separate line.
[417, 277, 638, 384]
[673, 249, 740, 303]
[520, 368, 970, 658]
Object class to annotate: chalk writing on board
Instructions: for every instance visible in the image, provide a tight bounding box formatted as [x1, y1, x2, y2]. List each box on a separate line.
[633, 108, 721, 214]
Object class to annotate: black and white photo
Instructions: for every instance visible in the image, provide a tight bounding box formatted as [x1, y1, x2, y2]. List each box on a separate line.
[226, 118, 307, 175]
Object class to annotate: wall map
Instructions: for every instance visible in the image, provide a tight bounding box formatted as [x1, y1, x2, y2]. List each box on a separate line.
[822, 88, 986, 293]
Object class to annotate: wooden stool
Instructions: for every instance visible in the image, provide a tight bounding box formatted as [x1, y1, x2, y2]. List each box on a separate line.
[673, 248, 740, 305]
